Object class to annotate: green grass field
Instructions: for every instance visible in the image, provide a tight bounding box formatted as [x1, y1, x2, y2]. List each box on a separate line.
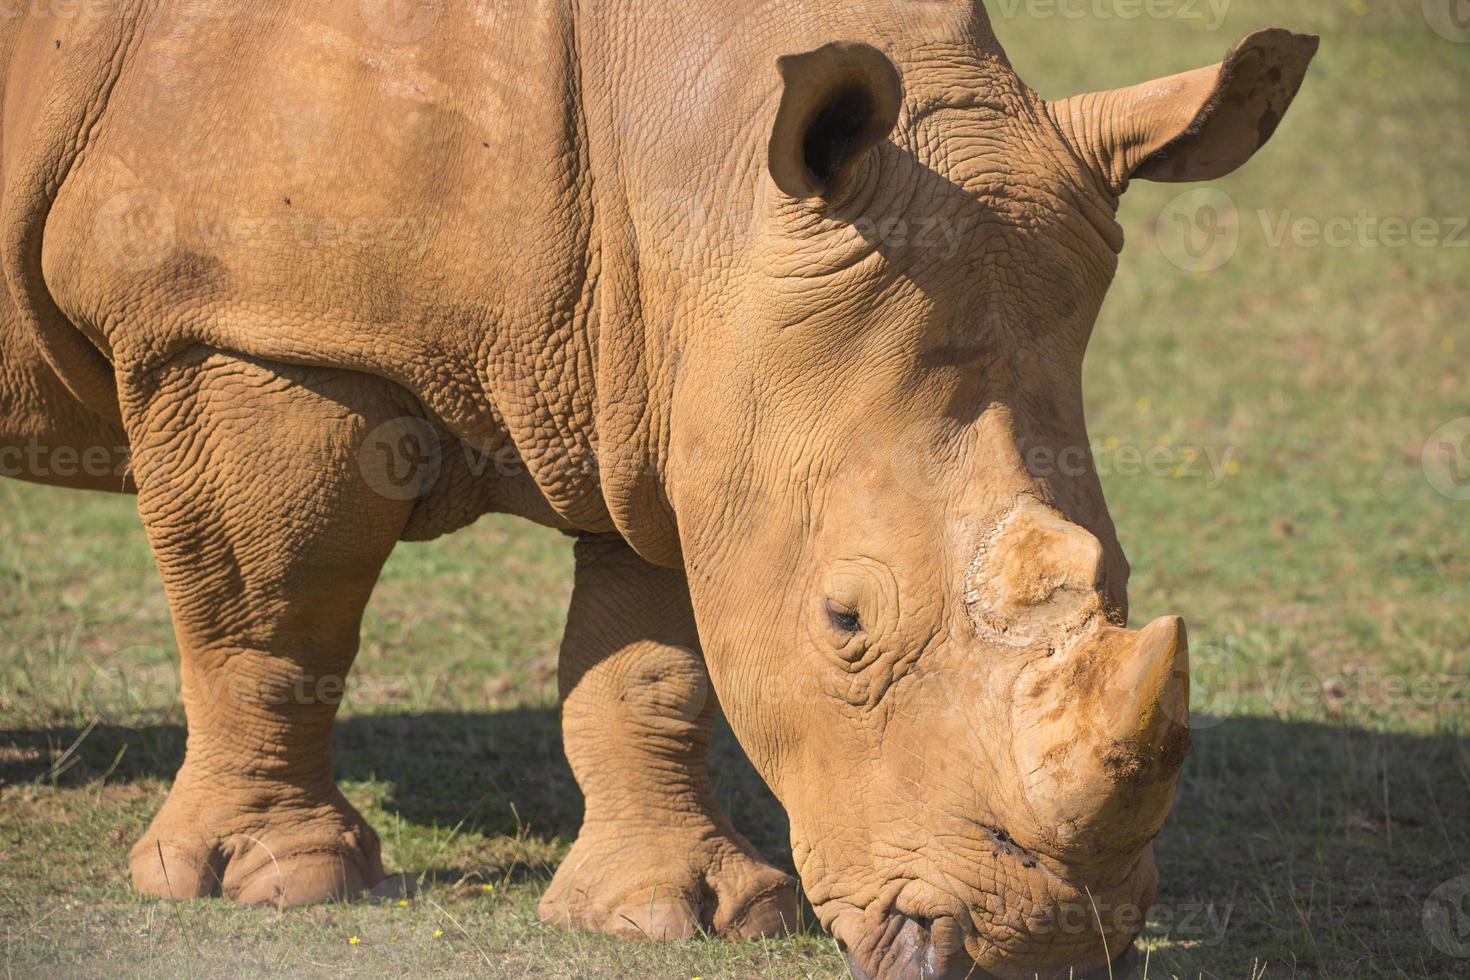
[3, 2, 1468, 977]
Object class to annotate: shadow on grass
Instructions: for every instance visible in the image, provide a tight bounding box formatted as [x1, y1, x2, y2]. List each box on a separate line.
[1142, 718, 1470, 976]
[0, 706, 793, 865]
[3, 713, 1467, 971]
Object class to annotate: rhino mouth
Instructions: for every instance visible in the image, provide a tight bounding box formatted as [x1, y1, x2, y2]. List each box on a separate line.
[825, 841, 1153, 980]
[839, 914, 1140, 980]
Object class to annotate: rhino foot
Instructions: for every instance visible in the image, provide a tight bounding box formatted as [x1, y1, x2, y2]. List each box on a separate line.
[543, 534, 799, 940]
[538, 820, 797, 940]
[129, 774, 384, 907]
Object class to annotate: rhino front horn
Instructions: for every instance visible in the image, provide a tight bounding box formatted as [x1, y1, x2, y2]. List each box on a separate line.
[1010, 616, 1192, 866]
[1106, 615, 1190, 756]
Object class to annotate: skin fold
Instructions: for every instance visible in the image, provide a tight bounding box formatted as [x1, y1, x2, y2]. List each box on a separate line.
[0, 2, 1317, 977]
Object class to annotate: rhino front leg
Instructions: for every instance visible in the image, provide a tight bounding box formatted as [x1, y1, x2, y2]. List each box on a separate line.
[539, 534, 797, 939]
[121, 350, 417, 905]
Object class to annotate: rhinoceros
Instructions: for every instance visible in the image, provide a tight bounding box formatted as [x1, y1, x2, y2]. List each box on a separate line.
[0, 1, 1315, 976]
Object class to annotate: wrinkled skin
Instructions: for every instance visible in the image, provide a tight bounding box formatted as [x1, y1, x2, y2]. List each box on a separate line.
[0, 2, 1316, 977]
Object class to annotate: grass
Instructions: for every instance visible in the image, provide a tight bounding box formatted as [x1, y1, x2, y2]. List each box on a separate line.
[3, 1, 1468, 976]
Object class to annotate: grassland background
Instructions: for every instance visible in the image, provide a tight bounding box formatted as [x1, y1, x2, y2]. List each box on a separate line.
[3, 1, 1468, 977]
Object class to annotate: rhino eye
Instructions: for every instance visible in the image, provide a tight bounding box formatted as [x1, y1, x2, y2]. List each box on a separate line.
[825, 598, 863, 635]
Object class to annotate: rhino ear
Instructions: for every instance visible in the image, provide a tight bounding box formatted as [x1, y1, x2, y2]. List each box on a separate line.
[768, 41, 903, 200]
[1049, 28, 1318, 193]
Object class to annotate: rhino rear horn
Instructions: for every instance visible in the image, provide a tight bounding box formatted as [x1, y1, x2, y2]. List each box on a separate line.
[768, 41, 903, 200]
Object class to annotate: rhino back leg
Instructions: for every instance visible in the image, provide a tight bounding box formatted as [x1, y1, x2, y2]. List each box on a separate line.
[120, 347, 419, 905]
[538, 533, 798, 939]
[0, 293, 131, 492]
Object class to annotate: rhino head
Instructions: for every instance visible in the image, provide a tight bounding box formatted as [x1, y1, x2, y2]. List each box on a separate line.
[627, 12, 1315, 979]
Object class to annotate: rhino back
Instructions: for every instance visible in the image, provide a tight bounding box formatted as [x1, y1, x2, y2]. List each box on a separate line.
[5, 1, 609, 528]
